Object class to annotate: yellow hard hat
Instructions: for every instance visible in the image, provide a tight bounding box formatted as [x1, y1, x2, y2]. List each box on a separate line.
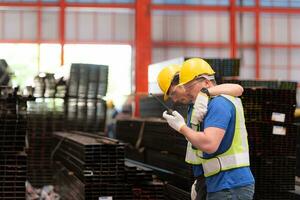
[179, 58, 215, 85]
[157, 64, 181, 100]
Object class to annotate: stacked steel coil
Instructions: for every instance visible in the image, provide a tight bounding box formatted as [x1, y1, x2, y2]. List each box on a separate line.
[0, 89, 27, 199]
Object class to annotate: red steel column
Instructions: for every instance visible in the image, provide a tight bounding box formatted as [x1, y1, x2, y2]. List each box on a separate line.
[59, 0, 66, 66]
[255, 0, 260, 79]
[134, 0, 151, 117]
[229, 0, 237, 58]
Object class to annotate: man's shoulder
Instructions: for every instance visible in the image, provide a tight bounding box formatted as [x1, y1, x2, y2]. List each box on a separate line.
[210, 95, 234, 105]
[208, 95, 235, 113]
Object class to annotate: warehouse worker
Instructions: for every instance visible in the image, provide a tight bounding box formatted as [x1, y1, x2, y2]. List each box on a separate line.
[162, 58, 255, 200]
[157, 64, 245, 200]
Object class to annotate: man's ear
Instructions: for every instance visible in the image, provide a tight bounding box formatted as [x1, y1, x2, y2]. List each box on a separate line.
[204, 79, 211, 87]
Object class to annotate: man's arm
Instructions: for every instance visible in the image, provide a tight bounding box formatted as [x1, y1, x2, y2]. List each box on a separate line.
[208, 83, 243, 97]
[163, 110, 225, 154]
[163, 97, 232, 154]
[191, 84, 243, 123]
[180, 125, 225, 154]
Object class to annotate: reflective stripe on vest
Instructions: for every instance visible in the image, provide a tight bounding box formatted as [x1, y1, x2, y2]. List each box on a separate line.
[185, 141, 203, 164]
[185, 94, 250, 176]
[185, 107, 204, 165]
[201, 94, 250, 177]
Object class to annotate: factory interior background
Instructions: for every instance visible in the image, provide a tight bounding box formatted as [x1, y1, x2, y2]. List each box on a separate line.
[0, 0, 299, 199]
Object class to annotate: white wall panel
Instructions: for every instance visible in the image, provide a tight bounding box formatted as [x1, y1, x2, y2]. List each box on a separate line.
[260, 48, 271, 66]
[237, 13, 254, 43]
[218, 13, 229, 43]
[273, 49, 288, 68]
[152, 47, 230, 64]
[152, 13, 164, 41]
[167, 47, 184, 58]
[290, 15, 300, 44]
[42, 9, 59, 41]
[273, 69, 288, 80]
[261, 68, 272, 79]
[114, 12, 134, 41]
[23, 11, 37, 40]
[166, 14, 184, 41]
[201, 48, 229, 58]
[273, 14, 288, 43]
[261, 14, 288, 44]
[0, 12, 3, 39]
[152, 48, 166, 63]
[291, 70, 300, 82]
[152, 11, 229, 43]
[78, 12, 94, 41]
[239, 49, 255, 79]
[65, 11, 76, 41]
[202, 14, 217, 42]
[184, 14, 202, 42]
[96, 13, 113, 41]
[4, 11, 21, 40]
[66, 10, 134, 42]
[185, 47, 202, 57]
[260, 14, 272, 43]
[291, 49, 300, 69]
[261, 48, 288, 68]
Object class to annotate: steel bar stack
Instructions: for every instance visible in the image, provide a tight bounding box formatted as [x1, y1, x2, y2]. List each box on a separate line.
[67, 63, 108, 99]
[297, 125, 300, 178]
[53, 131, 132, 200]
[116, 118, 146, 162]
[125, 160, 165, 200]
[66, 63, 108, 133]
[142, 120, 193, 191]
[0, 89, 27, 199]
[116, 118, 194, 193]
[202, 58, 240, 82]
[65, 98, 106, 133]
[221, 80, 298, 200]
[164, 183, 190, 200]
[139, 95, 188, 118]
[26, 98, 65, 187]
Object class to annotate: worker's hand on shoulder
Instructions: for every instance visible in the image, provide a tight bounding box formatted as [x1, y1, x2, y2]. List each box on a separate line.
[163, 110, 186, 132]
[191, 92, 209, 124]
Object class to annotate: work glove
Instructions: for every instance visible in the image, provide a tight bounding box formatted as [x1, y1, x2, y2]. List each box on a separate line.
[163, 110, 186, 132]
[191, 179, 197, 200]
[190, 92, 209, 124]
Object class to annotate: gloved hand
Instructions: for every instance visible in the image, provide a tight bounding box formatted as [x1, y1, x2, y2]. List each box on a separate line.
[190, 92, 209, 124]
[191, 179, 197, 200]
[163, 110, 186, 132]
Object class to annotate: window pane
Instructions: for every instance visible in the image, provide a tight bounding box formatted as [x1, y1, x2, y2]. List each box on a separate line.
[39, 44, 61, 73]
[64, 44, 132, 104]
[0, 43, 38, 88]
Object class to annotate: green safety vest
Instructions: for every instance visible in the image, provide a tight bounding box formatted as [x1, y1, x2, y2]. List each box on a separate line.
[185, 94, 250, 177]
